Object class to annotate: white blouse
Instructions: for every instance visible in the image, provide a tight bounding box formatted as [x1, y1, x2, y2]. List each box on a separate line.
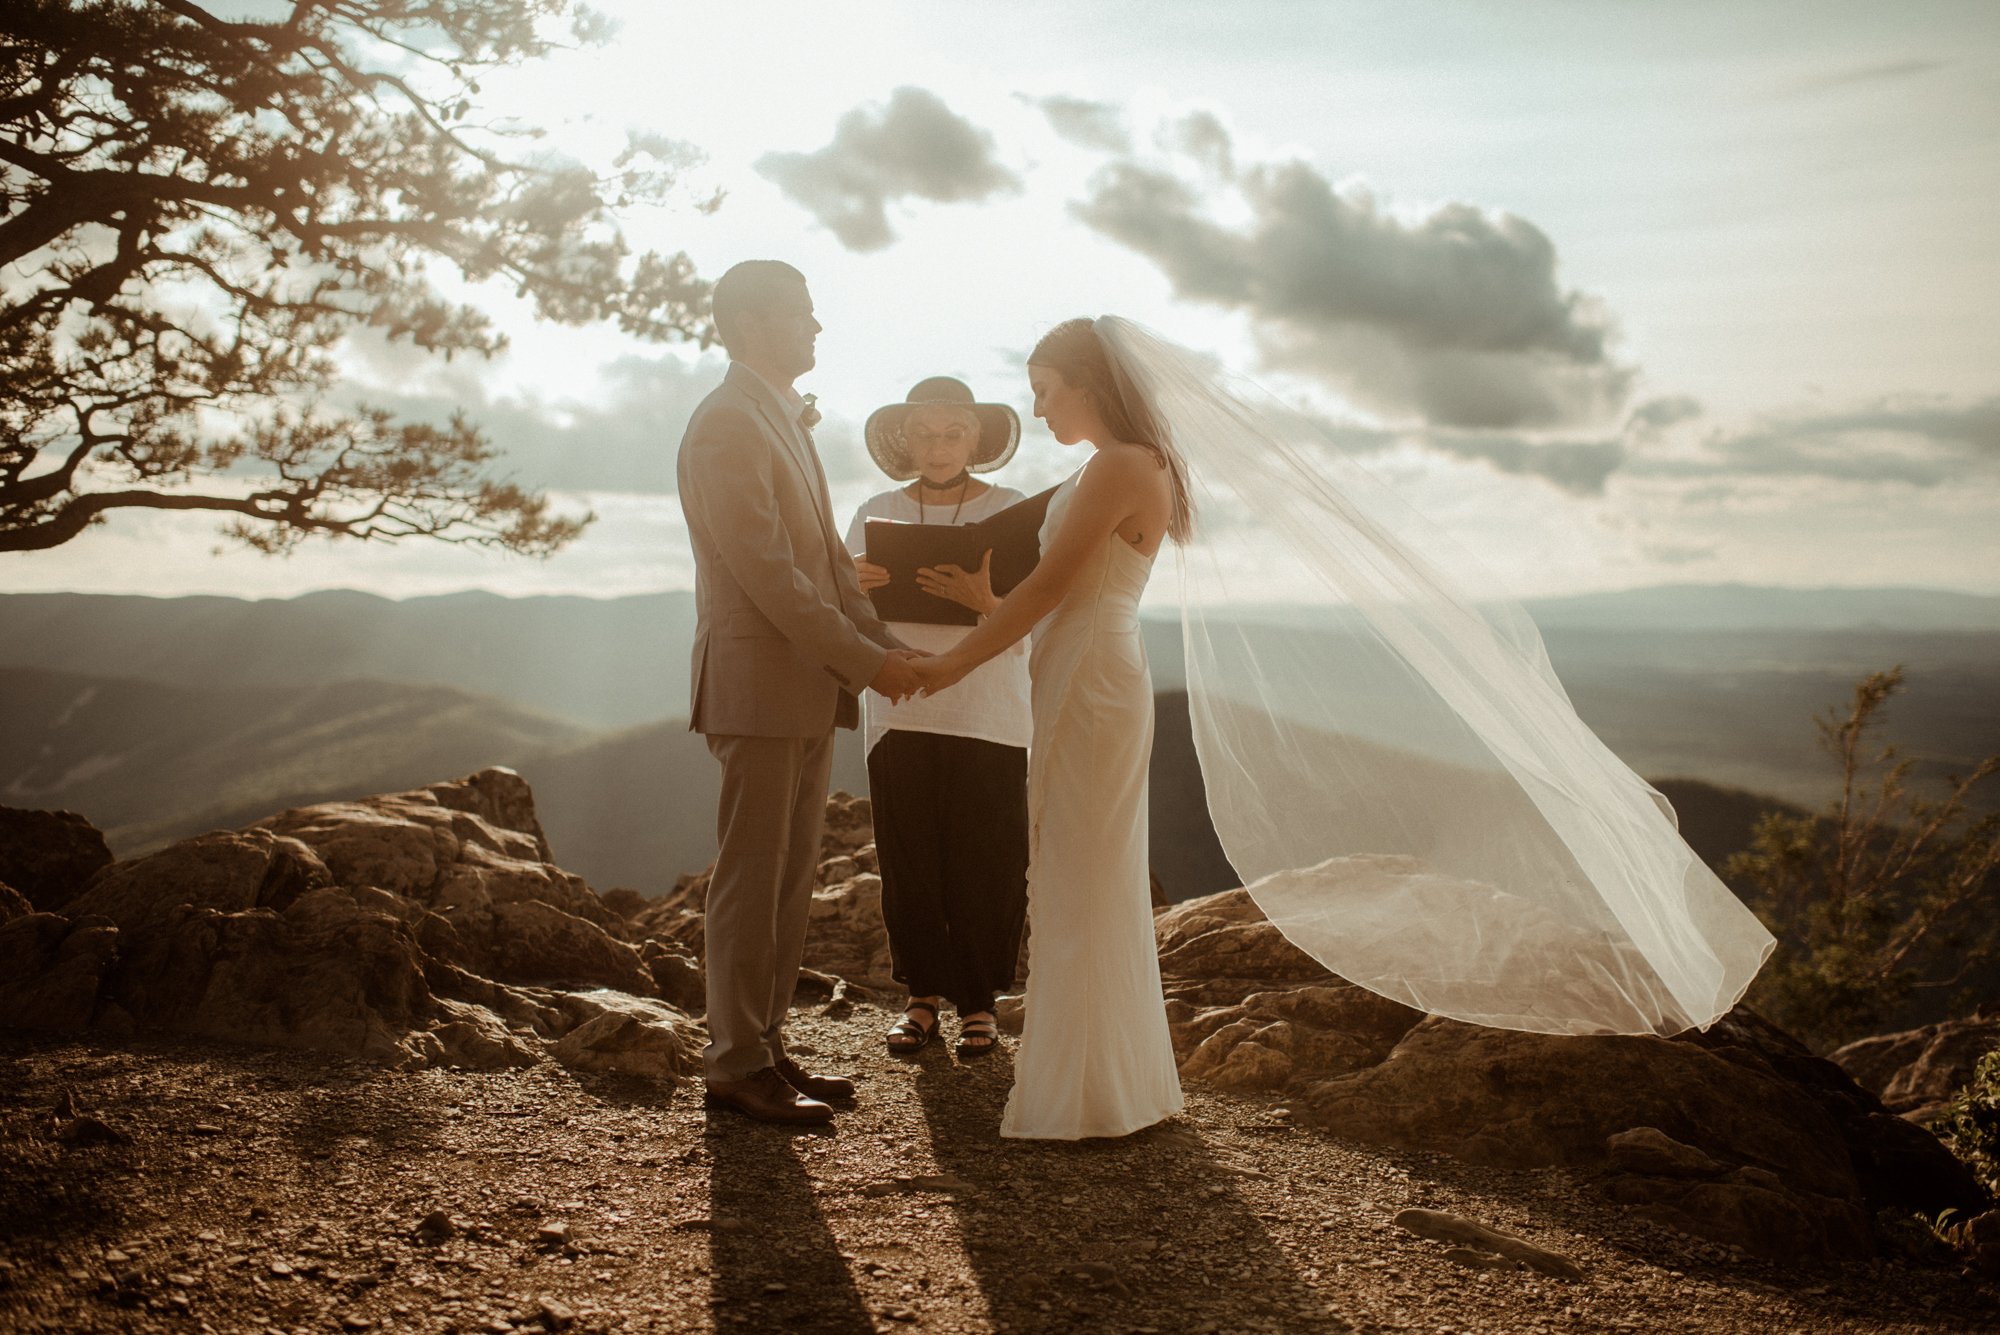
[844, 484, 1035, 756]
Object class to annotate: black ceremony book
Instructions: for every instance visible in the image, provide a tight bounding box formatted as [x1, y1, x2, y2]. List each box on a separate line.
[864, 483, 1060, 626]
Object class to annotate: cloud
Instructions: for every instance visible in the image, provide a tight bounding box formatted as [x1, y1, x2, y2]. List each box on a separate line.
[1629, 395, 2000, 487]
[1628, 395, 1703, 435]
[1424, 432, 1625, 496]
[756, 87, 1022, 251]
[348, 350, 905, 499]
[1032, 94, 1131, 152]
[1782, 58, 1945, 98]
[1072, 141, 1632, 430]
[1284, 406, 1625, 497]
[1708, 398, 2000, 485]
[1160, 109, 1233, 178]
[347, 353, 720, 496]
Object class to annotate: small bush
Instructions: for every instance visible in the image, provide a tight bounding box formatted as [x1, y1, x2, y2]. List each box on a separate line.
[1938, 1045, 2000, 1197]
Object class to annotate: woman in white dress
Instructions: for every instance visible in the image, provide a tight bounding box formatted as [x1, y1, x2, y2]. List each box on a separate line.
[845, 377, 1033, 1061]
[910, 321, 1190, 1140]
[910, 315, 1775, 1140]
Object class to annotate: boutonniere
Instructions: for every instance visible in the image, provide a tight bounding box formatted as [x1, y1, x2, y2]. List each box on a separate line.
[800, 394, 822, 432]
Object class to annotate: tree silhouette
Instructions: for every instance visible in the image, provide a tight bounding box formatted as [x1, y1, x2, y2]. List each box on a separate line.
[1, 0, 715, 555]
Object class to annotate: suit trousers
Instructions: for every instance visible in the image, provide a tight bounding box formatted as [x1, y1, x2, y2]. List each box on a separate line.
[702, 730, 836, 1081]
[867, 729, 1030, 1015]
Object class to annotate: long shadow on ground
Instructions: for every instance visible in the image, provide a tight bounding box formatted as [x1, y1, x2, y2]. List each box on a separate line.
[912, 1049, 1352, 1332]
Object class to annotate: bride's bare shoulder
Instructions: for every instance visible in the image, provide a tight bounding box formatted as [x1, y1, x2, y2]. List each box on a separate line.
[1080, 441, 1165, 481]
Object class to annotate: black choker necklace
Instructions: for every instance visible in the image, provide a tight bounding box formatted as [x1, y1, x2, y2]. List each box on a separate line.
[915, 470, 975, 525]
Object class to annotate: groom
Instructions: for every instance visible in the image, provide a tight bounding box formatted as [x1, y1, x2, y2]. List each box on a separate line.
[678, 260, 923, 1125]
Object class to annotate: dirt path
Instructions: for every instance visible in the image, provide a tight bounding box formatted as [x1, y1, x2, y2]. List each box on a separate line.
[1, 1008, 1992, 1335]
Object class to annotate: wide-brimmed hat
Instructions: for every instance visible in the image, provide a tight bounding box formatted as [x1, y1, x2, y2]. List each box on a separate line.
[864, 376, 1020, 481]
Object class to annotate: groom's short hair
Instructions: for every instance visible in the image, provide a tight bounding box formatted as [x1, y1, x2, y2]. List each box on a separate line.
[712, 260, 806, 357]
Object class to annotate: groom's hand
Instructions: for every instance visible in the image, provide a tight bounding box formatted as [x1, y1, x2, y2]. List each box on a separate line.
[869, 648, 929, 702]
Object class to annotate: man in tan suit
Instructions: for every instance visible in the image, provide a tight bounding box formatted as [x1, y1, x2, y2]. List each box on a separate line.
[678, 261, 923, 1125]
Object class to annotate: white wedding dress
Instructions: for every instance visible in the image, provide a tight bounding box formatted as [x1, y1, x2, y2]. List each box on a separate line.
[1000, 472, 1186, 1140]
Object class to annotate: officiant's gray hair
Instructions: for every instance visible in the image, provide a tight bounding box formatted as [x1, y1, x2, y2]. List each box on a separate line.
[712, 260, 806, 357]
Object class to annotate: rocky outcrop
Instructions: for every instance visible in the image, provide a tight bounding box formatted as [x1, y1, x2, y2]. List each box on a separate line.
[1833, 1016, 2000, 1123]
[0, 805, 114, 912]
[1157, 889, 1421, 1092]
[0, 770, 699, 1084]
[0, 879, 33, 921]
[1154, 888, 1987, 1263]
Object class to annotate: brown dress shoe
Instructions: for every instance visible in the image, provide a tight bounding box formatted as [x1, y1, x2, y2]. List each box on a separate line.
[704, 1067, 833, 1125]
[774, 1056, 856, 1103]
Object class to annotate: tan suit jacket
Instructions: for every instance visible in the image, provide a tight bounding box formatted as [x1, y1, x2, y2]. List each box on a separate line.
[677, 362, 897, 736]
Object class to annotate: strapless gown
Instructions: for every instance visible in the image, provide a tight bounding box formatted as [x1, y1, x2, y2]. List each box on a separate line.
[1000, 473, 1186, 1139]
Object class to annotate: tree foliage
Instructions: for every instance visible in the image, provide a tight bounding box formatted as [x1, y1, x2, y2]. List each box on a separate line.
[0, 0, 715, 555]
[1939, 1044, 2000, 1197]
[1729, 668, 2000, 1050]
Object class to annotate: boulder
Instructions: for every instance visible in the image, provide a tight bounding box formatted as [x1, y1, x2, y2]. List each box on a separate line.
[546, 989, 698, 1081]
[0, 912, 119, 1030]
[1833, 1016, 2000, 1123]
[68, 828, 333, 931]
[0, 769, 700, 1086]
[1299, 1014, 1878, 1261]
[0, 806, 114, 912]
[1156, 889, 1423, 1093]
[253, 774, 648, 995]
[1606, 1127, 1727, 1179]
[1154, 887, 1987, 1263]
[0, 880, 33, 922]
[487, 900, 651, 994]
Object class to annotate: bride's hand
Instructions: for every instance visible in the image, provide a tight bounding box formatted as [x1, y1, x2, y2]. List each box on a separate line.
[915, 550, 997, 614]
[910, 651, 972, 695]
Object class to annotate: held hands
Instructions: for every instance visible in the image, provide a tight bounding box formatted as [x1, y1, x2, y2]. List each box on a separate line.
[915, 549, 997, 614]
[868, 648, 930, 703]
[909, 651, 972, 697]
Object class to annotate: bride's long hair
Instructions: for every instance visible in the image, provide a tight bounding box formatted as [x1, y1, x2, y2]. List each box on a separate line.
[1030, 318, 1195, 543]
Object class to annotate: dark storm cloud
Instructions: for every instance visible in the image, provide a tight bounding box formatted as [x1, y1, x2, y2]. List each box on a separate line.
[1073, 149, 1632, 430]
[1033, 94, 1132, 152]
[756, 87, 1022, 251]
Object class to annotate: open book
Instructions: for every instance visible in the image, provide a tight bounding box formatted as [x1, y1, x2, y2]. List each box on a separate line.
[863, 484, 1060, 626]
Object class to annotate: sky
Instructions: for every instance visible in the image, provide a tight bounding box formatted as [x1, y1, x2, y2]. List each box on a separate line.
[10, 0, 2000, 601]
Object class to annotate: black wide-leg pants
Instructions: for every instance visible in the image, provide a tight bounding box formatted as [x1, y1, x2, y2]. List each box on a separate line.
[866, 728, 1030, 1015]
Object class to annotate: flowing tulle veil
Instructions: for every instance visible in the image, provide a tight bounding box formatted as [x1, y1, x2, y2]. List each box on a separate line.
[1091, 316, 1773, 1036]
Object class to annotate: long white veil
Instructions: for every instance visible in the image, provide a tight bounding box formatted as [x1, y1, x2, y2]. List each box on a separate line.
[1095, 316, 1773, 1036]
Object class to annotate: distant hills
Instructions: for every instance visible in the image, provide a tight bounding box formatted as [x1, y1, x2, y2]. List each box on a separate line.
[0, 589, 697, 729]
[1, 666, 584, 851]
[1522, 583, 2000, 632]
[3, 583, 1996, 895]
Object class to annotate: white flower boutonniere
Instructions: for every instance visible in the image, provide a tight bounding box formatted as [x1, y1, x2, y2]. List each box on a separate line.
[800, 393, 822, 432]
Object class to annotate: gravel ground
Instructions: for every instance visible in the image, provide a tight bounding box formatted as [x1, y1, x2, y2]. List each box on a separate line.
[1, 1008, 1993, 1335]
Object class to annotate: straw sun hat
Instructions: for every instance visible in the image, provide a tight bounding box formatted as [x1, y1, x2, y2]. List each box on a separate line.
[863, 376, 1020, 482]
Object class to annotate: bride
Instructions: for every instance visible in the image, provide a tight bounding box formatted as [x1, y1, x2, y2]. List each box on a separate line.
[910, 316, 1774, 1142]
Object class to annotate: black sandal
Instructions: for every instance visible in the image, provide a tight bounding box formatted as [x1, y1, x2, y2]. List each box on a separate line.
[956, 1014, 999, 1060]
[886, 1000, 939, 1056]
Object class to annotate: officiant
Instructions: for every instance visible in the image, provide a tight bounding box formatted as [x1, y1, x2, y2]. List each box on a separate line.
[844, 377, 1032, 1061]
